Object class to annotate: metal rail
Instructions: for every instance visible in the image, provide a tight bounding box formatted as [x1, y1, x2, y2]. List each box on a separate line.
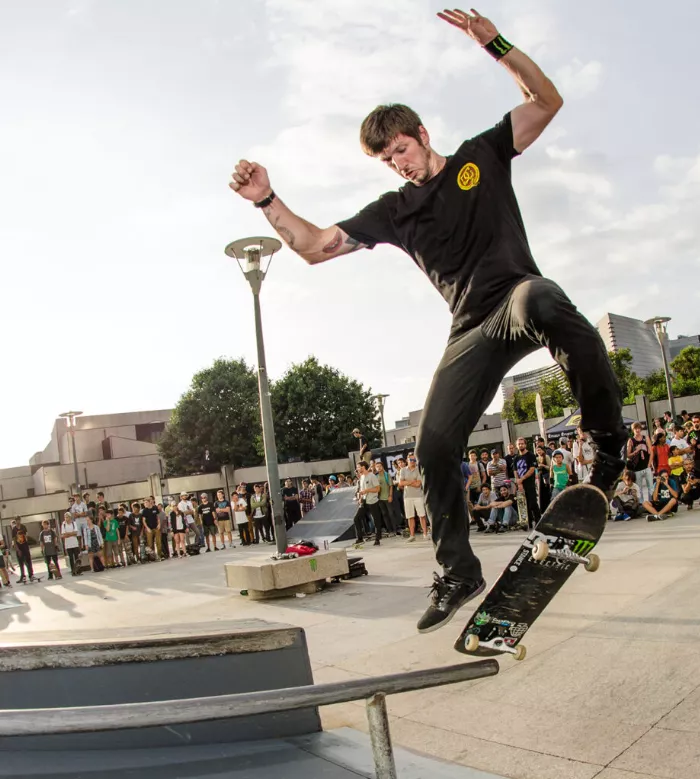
[0, 659, 498, 778]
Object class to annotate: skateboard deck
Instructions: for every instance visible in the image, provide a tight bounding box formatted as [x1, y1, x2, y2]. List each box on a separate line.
[515, 488, 529, 529]
[455, 484, 608, 661]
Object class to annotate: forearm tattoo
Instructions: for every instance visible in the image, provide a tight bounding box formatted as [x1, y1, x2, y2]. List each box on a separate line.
[322, 229, 363, 255]
[262, 205, 296, 249]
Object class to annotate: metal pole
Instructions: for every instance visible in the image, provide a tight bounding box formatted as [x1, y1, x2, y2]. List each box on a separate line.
[70, 423, 80, 492]
[656, 326, 677, 421]
[366, 692, 397, 779]
[252, 290, 287, 554]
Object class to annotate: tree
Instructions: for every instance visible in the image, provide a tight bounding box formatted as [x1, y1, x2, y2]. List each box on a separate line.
[538, 374, 575, 418]
[607, 348, 637, 403]
[158, 358, 262, 475]
[671, 346, 700, 383]
[501, 388, 538, 424]
[270, 357, 382, 462]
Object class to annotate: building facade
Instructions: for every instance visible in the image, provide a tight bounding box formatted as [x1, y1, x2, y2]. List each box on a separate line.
[596, 313, 666, 378]
[501, 363, 567, 401]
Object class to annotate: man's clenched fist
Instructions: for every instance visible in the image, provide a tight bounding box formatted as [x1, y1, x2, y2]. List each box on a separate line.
[229, 160, 272, 203]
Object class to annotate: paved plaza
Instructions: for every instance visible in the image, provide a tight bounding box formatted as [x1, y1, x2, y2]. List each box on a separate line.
[2, 510, 700, 779]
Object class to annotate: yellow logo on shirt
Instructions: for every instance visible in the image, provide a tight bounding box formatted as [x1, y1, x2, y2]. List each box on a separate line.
[457, 162, 480, 191]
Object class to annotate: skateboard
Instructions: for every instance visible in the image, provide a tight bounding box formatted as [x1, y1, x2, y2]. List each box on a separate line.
[19, 575, 43, 585]
[48, 561, 62, 580]
[455, 484, 608, 661]
[515, 487, 529, 530]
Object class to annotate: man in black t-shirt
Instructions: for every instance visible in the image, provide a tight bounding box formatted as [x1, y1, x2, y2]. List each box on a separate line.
[198, 494, 221, 552]
[678, 460, 700, 510]
[643, 470, 679, 521]
[513, 437, 540, 529]
[229, 9, 626, 635]
[140, 498, 162, 560]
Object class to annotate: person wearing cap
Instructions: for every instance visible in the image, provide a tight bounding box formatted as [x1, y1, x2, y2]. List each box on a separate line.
[197, 493, 221, 552]
[353, 428, 372, 465]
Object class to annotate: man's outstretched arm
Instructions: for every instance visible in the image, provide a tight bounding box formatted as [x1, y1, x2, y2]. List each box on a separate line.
[229, 160, 366, 264]
[438, 8, 563, 152]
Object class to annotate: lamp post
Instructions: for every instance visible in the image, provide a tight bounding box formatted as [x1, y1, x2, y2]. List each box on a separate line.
[59, 411, 83, 492]
[645, 316, 676, 421]
[372, 394, 390, 447]
[225, 236, 287, 555]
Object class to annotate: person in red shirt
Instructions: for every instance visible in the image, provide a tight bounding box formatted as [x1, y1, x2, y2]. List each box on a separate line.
[650, 431, 671, 476]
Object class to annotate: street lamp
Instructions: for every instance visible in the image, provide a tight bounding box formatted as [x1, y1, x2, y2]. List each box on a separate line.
[372, 394, 390, 447]
[645, 316, 676, 421]
[225, 236, 286, 555]
[59, 410, 83, 492]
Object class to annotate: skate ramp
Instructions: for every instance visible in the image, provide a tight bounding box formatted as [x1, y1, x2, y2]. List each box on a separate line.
[286, 487, 357, 545]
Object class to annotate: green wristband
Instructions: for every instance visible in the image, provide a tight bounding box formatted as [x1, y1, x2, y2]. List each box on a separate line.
[484, 34, 514, 60]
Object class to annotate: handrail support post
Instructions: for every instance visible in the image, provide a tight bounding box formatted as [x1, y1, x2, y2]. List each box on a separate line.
[366, 691, 397, 779]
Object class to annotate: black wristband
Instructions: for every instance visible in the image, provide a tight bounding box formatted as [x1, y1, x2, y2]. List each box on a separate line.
[254, 190, 276, 209]
[484, 34, 513, 60]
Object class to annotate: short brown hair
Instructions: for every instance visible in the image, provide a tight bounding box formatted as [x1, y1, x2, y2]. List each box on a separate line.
[360, 104, 424, 156]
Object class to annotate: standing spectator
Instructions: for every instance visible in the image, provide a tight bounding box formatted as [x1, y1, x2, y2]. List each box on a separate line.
[85, 514, 105, 571]
[357, 461, 383, 545]
[680, 410, 691, 426]
[234, 486, 252, 546]
[262, 482, 275, 542]
[375, 461, 399, 535]
[0, 540, 13, 588]
[198, 493, 221, 552]
[169, 501, 187, 558]
[141, 498, 162, 560]
[689, 414, 700, 471]
[486, 448, 508, 493]
[337, 474, 348, 488]
[102, 510, 121, 567]
[550, 450, 571, 500]
[214, 490, 234, 549]
[479, 449, 490, 470]
[127, 504, 142, 562]
[651, 417, 664, 435]
[299, 479, 316, 516]
[83, 492, 96, 522]
[513, 437, 540, 529]
[95, 492, 110, 517]
[650, 431, 671, 477]
[572, 427, 595, 483]
[178, 493, 200, 547]
[39, 520, 62, 579]
[643, 470, 678, 521]
[282, 479, 302, 530]
[610, 471, 641, 520]
[70, 493, 89, 549]
[250, 484, 270, 543]
[504, 443, 517, 480]
[392, 456, 406, 522]
[679, 459, 700, 510]
[554, 438, 575, 477]
[663, 410, 676, 438]
[626, 422, 653, 502]
[353, 427, 372, 464]
[462, 450, 485, 506]
[60, 511, 82, 576]
[470, 484, 495, 531]
[486, 485, 518, 532]
[399, 454, 428, 540]
[115, 507, 130, 565]
[669, 426, 692, 456]
[11, 518, 34, 583]
[311, 477, 324, 504]
[535, 444, 551, 514]
[157, 503, 170, 559]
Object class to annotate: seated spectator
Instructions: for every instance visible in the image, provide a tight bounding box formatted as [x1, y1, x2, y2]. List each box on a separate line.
[550, 450, 571, 499]
[486, 485, 517, 533]
[678, 459, 700, 510]
[668, 445, 685, 491]
[611, 471, 641, 520]
[471, 484, 495, 531]
[643, 470, 679, 521]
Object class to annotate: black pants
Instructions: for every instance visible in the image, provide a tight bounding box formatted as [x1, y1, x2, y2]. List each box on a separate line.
[160, 532, 170, 558]
[239, 523, 253, 545]
[680, 487, 700, 507]
[354, 502, 382, 542]
[17, 549, 33, 579]
[522, 481, 540, 529]
[415, 276, 625, 582]
[44, 554, 60, 578]
[377, 500, 397, 533]
[67, 546, 80, 574]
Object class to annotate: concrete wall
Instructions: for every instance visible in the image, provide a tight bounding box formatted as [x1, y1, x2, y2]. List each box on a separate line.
[0, 466, 34, 500]
[109, 436, 159, 458]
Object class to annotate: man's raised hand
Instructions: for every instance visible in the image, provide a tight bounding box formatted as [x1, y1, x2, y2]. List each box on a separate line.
[437, 8, 499, 46]
[229, 160, 271, 203]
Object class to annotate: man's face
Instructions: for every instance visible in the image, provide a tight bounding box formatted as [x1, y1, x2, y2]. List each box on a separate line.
[376, 463, 384, 473]
[481, 486, 490, 496]
[508, 444, 515, 455]
[491, 451, 500, 462]
[516, 438, 527, 453]
[577, 428, 587, 441]
[480, 451, 489, 463]
[693, 417, 700, 430]
[499, 487, 509, 499]
[217, 491, 224, 500]
[554, 454, 563, 466]
[379, 131, 432, 185]
[201, 495, 208, 504]
[407, 456, 417, 467]
[684, 460, 694, 473]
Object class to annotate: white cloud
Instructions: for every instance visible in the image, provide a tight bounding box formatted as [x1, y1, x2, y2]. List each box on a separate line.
[556, 59, 603, 98]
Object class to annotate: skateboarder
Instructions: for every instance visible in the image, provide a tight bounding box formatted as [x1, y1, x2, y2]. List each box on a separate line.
[229, 8, 626, 633]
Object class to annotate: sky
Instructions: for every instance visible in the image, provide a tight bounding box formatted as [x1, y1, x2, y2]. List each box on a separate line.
[1, 0, 699, 469]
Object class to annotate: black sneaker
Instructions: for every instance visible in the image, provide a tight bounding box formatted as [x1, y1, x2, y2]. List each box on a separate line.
[417, 573, 486, 634]
[587, 451, 625, 498]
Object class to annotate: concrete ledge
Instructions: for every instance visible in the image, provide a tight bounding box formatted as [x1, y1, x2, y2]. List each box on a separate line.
[225, 550, 349, 598]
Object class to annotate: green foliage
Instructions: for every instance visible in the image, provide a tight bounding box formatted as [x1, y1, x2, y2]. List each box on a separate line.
[501, 371, 575, 424]
[501, 388, 538, 424]
[158, 358, 262, 476]
[607, 348, 637, 403]
[270, 357, 382, 462]
[671, 346, 700, 383]
[607, 346, 700, 404]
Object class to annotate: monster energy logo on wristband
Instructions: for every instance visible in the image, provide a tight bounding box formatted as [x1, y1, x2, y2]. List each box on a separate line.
[572, 539, 595, 556]
[485, 34, 514, 60]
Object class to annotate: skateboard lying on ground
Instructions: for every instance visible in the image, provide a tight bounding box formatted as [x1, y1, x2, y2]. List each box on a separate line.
[455, 484, 608, 661]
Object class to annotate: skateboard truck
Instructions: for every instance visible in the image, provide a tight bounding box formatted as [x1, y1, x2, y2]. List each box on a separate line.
[463, 634, 527, 661]
[531, 541, 600, 572]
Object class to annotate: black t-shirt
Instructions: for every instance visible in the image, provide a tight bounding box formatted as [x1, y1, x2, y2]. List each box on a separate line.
[141, 506, 159, 530]
[513, 452, 538, 485]
[336, 114, 539, 326]
[39, 529, 58, 555]
[283, 486, 299, 501]
[198, 503, 217, 526]
[656, 482, 673, 503]
[679, 469, 699, 490]
[627, 435, 650, 471]
[12, 524, 29, 547]
[688, 429, 700, 464]
[504, 454, 515, 479]
[215, 499, 231, 519]
[128, 514, 142, 536]
[117, 516, 128, 539]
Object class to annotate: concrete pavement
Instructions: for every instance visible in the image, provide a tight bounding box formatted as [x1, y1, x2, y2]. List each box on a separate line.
[2, 509, 700, 779]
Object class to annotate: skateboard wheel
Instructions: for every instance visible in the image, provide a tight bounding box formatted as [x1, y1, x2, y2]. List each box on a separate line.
[532, 541, 549, 562]
[464, 634, 480, 652]
[584, 553, 600, 573]
[514, 644, 527, 661]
